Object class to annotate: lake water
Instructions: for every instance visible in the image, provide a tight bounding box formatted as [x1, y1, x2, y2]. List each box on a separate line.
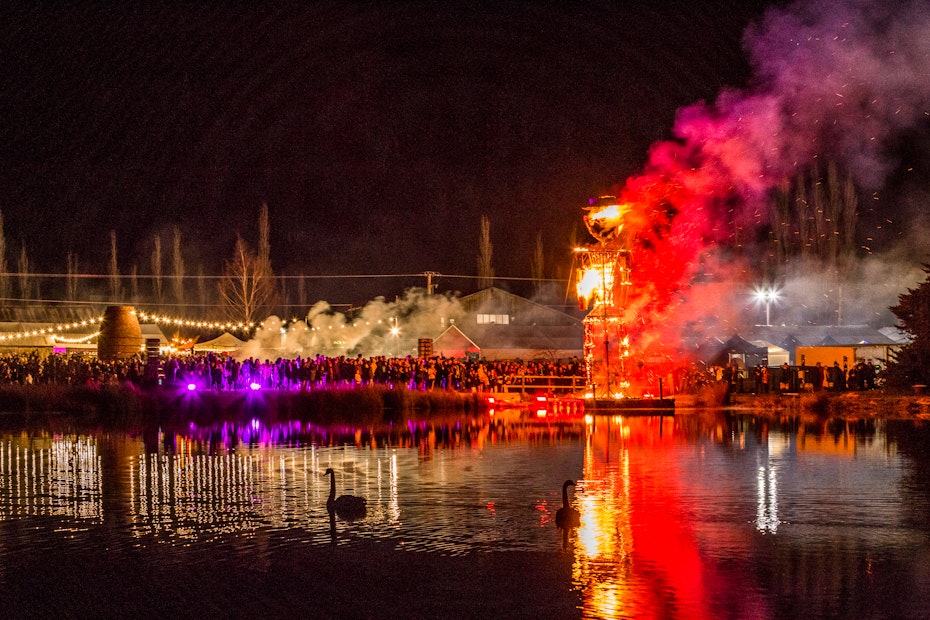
[1, 410, 929, 618]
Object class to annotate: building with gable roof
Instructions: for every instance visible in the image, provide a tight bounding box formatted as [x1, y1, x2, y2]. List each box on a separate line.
[432, 287, 583, 360]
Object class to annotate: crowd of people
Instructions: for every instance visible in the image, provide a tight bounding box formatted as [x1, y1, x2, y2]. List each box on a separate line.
[720, 359, 882, 394]
[0, 351, 586, 393]
[0, 349, 886, 396]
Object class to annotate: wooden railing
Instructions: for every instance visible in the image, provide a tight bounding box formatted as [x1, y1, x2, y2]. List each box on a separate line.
[498, 375, 587, 394]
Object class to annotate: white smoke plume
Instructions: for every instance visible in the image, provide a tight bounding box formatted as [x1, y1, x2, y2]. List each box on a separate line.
[237, 287, 464, 361]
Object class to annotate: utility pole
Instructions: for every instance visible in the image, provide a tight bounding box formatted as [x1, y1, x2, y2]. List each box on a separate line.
[424, 271, 439, 295]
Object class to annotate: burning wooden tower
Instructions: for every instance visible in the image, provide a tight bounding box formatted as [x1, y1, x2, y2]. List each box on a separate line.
[575, 196, 634, 400]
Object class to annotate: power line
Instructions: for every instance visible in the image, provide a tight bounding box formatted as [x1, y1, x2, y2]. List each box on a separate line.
[0, 297, 355, 308]
[0, 271, 570, 282]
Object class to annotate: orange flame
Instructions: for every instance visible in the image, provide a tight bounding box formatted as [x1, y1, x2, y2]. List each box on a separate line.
[583, 199, 630, 243]
[576, 263, 615, 310]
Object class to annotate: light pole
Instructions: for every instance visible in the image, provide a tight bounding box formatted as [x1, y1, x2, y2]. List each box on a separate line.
[390, 316, 399, 358]
[753, 286, 780, 327]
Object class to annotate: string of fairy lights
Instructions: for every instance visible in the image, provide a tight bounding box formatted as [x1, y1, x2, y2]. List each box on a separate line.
[0, 305, 413, 346]
[0, 310, 258, 345]
[0, 308, 416, 352]
[0, 318, 103, 344]
[133, 310, 256, 334]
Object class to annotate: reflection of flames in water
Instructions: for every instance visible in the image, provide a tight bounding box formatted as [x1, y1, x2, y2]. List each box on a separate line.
[573, 416, 712, 619]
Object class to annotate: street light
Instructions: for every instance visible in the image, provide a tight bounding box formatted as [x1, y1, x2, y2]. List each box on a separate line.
[752, 285, 780, 326]
[390, 316, 399, 357]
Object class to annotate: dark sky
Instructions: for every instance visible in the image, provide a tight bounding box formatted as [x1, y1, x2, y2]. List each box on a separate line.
[2, 1, 775, 304]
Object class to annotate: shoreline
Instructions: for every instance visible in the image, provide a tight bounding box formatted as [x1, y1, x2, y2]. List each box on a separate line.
[674, 389, 930, 419]
[0, 383, 487, 429]
[1, 382, 930, 429]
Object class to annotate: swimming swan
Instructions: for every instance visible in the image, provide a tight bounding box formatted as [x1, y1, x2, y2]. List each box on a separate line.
[555, 479, 581, 531]
[324, 467, 367, 521]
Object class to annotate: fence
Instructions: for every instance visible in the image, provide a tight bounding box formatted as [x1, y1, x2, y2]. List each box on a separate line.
[499, 374, 587, 395]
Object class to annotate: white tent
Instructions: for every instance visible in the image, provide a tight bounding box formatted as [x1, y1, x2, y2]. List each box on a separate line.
[751, 340, 790, 367]
[192, 332, 246, 353]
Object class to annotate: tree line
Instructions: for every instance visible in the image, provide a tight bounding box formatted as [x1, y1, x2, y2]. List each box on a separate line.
[0, 204, 278, 323]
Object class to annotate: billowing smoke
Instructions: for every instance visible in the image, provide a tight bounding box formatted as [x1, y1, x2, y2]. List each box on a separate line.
[604, 0, 930, 350]
[742, 0, 930, 191]
[237, 288, 463, 361]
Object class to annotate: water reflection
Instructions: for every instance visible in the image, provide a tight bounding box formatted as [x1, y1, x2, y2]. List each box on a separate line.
[2, 412, 930, 618]
[0, 435, 102, 527]
[573, 413, 930, 619]
[0, 416, 585, 555]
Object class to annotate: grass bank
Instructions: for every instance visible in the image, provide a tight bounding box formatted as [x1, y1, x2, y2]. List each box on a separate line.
[675, 386, 930, 419]
[0, 383, 488, 428]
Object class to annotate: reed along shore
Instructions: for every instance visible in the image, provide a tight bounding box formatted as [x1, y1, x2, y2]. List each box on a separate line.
[0, 383, 489, 428]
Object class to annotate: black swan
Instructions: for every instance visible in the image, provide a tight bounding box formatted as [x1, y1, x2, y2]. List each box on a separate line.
[555, 479, 581, 531]
[324, 467, 367, 521]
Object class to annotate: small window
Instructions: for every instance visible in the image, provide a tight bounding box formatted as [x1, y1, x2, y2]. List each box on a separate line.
[477, 313, 509, 325]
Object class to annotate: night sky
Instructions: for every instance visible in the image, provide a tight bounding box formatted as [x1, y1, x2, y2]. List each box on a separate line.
[0, 2, 770, 304]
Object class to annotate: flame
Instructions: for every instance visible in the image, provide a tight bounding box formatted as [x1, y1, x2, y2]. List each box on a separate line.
[583, 198, 630, 243]
[576, 264, 615, 310]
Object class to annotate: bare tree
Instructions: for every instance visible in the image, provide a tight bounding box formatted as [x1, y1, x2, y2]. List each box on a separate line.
[477, 214, 494, 289]
[151, 234, 163, 307]
[172, 225, 185, 307]
[66, 250, 79, 301]
[108, 230, 121, 301]
[218, 235, 278, 324]
[0, 211, 9, 301]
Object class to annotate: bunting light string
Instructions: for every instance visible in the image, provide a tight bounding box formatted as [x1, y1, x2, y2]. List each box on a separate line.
[0, 311, 398, 344]
[51, 331, 101, 344]
[133, 310, 256, 333]
[0, 317, 104, 342]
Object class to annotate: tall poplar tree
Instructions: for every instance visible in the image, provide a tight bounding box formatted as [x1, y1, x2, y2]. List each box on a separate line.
[477, 214, 494, 289]
[196, 264, 208, 314]
[66, 251, 79, 301]
[17, 244, 32, 302]
[130, 265, 140, 303]
[108, 230, 121, 301]
[0, 211, 9, 301]
[172, 225, 185, 307]
[257, 202, 277, 314]
[151, 234, 163, 307]
[531, 231, 545, 296]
